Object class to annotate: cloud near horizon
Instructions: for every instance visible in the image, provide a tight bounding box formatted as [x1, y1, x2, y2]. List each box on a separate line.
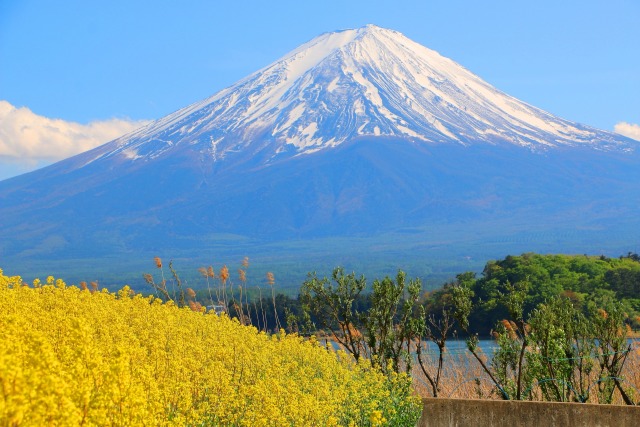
[614, 122, 640, 141]
[0, 100, 151, 164]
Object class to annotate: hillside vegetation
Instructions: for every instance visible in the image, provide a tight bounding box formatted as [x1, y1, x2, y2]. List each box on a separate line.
[437, 252, 640, 335]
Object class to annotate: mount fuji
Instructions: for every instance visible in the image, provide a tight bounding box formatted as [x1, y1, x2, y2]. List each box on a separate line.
[1, 25, 639, 286]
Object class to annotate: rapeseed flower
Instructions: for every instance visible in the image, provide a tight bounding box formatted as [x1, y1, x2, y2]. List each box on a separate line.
[0, 268, 421, 426]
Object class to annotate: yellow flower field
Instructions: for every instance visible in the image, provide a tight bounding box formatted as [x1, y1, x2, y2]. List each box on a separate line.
[0, 269, 421, 426]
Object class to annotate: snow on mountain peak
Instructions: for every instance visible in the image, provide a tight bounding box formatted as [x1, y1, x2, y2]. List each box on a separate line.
[98, 25, 635, 165]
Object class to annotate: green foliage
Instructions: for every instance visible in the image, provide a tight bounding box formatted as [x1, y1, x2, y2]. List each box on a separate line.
[493, 280, 530, 400]
[444, 253, 640, 335]
[526, 298, 595, 402]
[450, 273, 475, 333]
[492, 320, 529, 399]
[456, 288, 635, 402]
[366, 271, 423, 374]
[585, 293, 634, 404]
[300, 267, 368, 361]
[439, 252, 638, 403]
[300, 267, 425, 376]
[604, 263, 640, 299]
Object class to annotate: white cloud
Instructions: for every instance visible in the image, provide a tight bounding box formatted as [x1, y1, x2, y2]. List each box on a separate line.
[0, 100, 151, 163]
[614, 122, 640, 141]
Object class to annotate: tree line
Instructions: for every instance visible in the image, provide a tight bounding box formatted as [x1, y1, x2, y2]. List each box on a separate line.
[220, 252, 640, 338]
[146, 252, 640, 403]
[296, 253, 640, 403]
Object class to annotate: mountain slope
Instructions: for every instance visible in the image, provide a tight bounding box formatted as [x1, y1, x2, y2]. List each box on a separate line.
[0, 25, 638, 286]
[36, 24, 634, 172]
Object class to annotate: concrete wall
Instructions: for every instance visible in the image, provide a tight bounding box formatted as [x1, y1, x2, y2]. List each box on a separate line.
[418, 398, 640, 427]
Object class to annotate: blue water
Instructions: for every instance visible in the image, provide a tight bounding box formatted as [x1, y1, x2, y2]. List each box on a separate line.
[324, 337, 639, 361]
[415, 337, 640, 366]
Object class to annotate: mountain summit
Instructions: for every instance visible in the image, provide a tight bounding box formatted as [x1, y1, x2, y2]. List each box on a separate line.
[1, 25, 638, 285]
[82, 24, 633, 169]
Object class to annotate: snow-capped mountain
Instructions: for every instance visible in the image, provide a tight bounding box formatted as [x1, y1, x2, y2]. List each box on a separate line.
[1, 25, 638, 286]
[86, 24, 632, 169]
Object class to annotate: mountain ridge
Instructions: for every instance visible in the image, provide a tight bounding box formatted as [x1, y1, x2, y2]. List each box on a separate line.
[1, 25, 639, 287]
[42, 24, 635, 178]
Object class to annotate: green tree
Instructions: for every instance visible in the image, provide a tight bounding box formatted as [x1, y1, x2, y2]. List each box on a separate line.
[450, 274, 511, 399]
[492, 280, 531, 400]
[526, 297, 595, 402]
[365, 270, 423, 374]
[586, 291, 634, 404]
[453, 274, 636, 404]
[300, 267, 424, 375]
[300, 267, 367, 361]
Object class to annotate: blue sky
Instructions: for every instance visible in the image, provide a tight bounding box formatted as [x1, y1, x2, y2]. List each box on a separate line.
[1, 0, 639, 180]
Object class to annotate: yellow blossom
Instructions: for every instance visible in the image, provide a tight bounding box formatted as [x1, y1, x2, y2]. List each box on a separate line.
[0, 267, 421, 426]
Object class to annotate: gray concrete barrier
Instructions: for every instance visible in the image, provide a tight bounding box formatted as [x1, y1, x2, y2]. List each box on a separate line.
[418, 398, 640, 427]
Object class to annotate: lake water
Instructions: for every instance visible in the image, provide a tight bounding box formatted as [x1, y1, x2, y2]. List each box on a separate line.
[324, 337, 639, 361]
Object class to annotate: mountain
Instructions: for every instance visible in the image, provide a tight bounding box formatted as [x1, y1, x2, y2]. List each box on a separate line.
[1, 25, 639, 287]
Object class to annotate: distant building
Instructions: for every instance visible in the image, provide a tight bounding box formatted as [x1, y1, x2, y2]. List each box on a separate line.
[206, 304, 226, 315]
